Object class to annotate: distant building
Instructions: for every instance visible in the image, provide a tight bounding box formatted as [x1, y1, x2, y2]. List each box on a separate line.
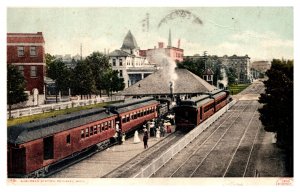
[142, 29, 184, 64]
[7, 32, 45, 94]
[108, 30, 157, 88]
[184, 54, 251, 83]
[202, 68, 214, 85]
[250, 60, 271, 79]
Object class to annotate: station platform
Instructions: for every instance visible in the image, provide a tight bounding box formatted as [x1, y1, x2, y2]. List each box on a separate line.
[49, 127, 175, 178]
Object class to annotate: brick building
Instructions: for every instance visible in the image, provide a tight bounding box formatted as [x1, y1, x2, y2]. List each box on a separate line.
[7, 32, 46, 94]
[142, 29, 184, 64]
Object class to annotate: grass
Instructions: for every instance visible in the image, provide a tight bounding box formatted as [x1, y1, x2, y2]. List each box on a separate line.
[229, 83, 250, 95]
[7, 100, 121, 127]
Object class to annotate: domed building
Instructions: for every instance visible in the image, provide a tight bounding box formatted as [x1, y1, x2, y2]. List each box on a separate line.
[108, 30, 157, 88]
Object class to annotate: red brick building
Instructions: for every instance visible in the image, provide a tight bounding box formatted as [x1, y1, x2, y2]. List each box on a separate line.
[140, 29, 184, 64]
[7, 32, 46, 94]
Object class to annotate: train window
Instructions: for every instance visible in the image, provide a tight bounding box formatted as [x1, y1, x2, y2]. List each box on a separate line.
[122, 117, 126, 123]
[108, 121, 111, 129]
[94, 126, 97, 134]
[66, 134, 71, 144]
[81, 130, 85, 138]
[101, 123, 105, 131]
[111, 120, 114, 129]
[126, 115, 130, 122]
[90, 127, 93, 136]
[104, 122, 108, 130]
[97, 124, 101, 132]
[85, 128, 89, 137]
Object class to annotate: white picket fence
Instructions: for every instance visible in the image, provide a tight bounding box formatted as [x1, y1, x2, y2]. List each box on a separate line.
[7, 96, 124, 119]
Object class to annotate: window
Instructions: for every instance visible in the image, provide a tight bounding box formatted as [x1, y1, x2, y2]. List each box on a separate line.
[119, 70, 123, 77]
[85, 128, 89, 137]
[90, 126, 93, 136]
[104, 122, 108, 130]
[81, 129, 85, 138]
[101, 123, 104, 131]
[17, 46, 24, 57]
[111, 120, 114, 129]
[113, 59, 116, 66]
[30, 66, 37, 77]
[97, 124, 101, 133]
[66, 134, 71, 144]
[93, 125, 97, 134]
[126, 115, 130, 122]
[18, 65, 24, 76]
[30, 46, 37, 56]
[119, 58, 123, 66]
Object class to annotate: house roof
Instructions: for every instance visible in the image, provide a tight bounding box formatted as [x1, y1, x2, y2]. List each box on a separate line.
[108, 49, 131, 57]
[7, 32, 45, 44]
[8, 107, 116, 145]
[121, 30, 138, 50]
[203, 68, 214, 75]
[119, 68, 218, 96]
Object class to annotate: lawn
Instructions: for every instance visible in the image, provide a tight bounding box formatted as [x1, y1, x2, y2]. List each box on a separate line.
[7, 100, 121, 127]
[229, 84, 250, 95]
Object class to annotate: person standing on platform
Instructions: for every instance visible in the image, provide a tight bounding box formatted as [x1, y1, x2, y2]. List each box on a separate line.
[143, 129, 149, 149]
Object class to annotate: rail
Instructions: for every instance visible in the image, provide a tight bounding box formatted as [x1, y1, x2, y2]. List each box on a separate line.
[7, 96, 124, 119]
[133, 99, 237, 178]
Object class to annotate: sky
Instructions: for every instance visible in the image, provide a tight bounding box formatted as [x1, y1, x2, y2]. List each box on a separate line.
[7, 7, 293, 61]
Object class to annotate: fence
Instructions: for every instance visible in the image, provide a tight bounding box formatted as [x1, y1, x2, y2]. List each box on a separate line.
[7, 96, 124, 119]
[133, 99, 237, 178]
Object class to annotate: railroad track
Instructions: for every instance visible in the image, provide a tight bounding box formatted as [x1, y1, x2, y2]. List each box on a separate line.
[152, 100, 261, 177]
[103, 131, 185, 178]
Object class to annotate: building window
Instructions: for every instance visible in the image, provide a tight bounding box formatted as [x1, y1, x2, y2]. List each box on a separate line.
[66, 134, 71, 144]
[17, 46, 24, 57]
[18, 65, 24, 76]
[119, 70, 123, 77]
[30, 46, 37, 56]
[30, 66, 37, 77]
[119, 58, 123, 66]
[113, 59, 116, 66]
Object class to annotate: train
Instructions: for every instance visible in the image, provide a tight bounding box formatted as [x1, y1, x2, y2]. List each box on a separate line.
[173, 89, 230, 131]
[7, 97, 160, 178]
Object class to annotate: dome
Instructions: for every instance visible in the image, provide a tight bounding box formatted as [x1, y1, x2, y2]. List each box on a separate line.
[121, 30, 138, 50]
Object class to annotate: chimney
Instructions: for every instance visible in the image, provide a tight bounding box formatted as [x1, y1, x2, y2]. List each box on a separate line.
[158, 42, 164, 48]
[177, 39, 180, 48]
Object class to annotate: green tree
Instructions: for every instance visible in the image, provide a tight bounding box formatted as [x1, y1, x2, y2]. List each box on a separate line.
[70, 60, 95, 99]
[7, 65, 28, 118]
[46, 58, 71, 102]
[258, 59, 293, 176]
[85, 52, 110, 97]
[177, 58, 205, 77]
[46, 53, 56, 66]
[101, 69, 125, 96]
[226, 67, 238, 85]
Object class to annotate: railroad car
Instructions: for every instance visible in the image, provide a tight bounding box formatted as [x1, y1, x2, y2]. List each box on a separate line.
[173, 90, 229, 131]
[7, 97, 159, 178]
[107, 97, 159, 135]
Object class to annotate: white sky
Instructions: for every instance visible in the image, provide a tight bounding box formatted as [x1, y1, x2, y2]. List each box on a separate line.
[7, 6, 293, 61]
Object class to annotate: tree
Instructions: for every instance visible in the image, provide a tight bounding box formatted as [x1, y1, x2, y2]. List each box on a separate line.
[85, 52, 110, 97]
[7, 65, 28, 118]
[46, 58, 71, 102]
[70, 60, 95, 99]
[226, 67, 238, 85]
[177, 58, 205, 77]
[258, 59, 293, 176]
[101, 69, 125, 96]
